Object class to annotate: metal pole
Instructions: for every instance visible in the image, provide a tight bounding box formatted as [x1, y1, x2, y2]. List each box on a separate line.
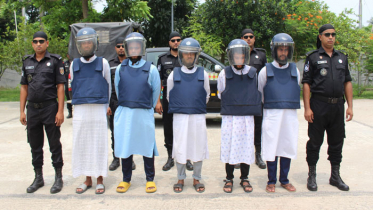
[357, 0, 362, 94]
[22, 7, 26, 25]
[14, 11, 18, 37]
[171, 0, 174, 32]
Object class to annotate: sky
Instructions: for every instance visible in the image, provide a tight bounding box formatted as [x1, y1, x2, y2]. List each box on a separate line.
[93, 0, 373, 27]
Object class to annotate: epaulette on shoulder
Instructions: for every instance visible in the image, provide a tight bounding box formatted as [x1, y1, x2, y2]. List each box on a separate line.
[23, 55, 32, 61]
[305, 50, 318, 57]
[158, 52, 168, 58]
[255, 48, 267, 54]
[50, 54, 62, 60]
[337, 50, 348, 57]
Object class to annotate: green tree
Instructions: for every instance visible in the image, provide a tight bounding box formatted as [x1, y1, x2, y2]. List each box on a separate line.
[0, 20, 68, 75]
[101, 0, 152, 22]
[184, 0, 293, 63]
[144, 0, 197, 48]
[284, 0, 371, 64]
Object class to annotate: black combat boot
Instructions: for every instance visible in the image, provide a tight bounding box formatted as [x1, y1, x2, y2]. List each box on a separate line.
[307, 165, 317, 191]
[66, 109, 72, 119]
[162, 156, 174, 171]
[186, 160, 193, 171]
[27, 168, 44, 193]
[255, 146, 266, 169]
[109, 158, 120, 171]
[162, 148, 174, 171]
[50, 168, 63, 194]
[132, 160, 136, 170]
[330, 165, 349, 191]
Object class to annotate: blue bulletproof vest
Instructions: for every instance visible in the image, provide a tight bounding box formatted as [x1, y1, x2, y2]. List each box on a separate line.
[168, 67, 207, 114]
[220, 66, 262, 116]
[71, 57, 109, 105]
[263, 63, 300, 109]
[118, 59, 153, 109]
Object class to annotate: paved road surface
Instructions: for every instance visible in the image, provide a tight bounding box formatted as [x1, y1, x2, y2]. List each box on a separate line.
[0, 100, 372, 209]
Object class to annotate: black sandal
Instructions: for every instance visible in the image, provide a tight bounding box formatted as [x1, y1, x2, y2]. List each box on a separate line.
[240, 179, 253, 193]
[223, 179, 233, 193]
[173, 183, 184, 193]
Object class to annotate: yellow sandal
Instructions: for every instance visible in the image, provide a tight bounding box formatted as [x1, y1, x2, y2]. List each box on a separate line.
[116, 181, 131, 193]
[145, 181, 157, 193]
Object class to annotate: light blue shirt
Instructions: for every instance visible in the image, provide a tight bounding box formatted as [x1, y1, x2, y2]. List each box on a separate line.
[113, 59, 160, 158]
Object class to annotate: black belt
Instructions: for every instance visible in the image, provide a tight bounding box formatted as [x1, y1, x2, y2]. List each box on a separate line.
[28, 99, 57, 109]
[312, 94, 344, 104]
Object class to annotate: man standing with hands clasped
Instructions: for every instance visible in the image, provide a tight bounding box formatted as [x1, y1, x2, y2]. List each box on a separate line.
[302, 24, 353, 192]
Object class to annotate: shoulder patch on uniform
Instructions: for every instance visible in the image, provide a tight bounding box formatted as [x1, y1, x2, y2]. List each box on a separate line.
[255, 48, 267, 53]
[305, 50, 318, 57]
[158, 52, 168, 58]
[50, 54, 62, 60]
[304, 60, 310, 72]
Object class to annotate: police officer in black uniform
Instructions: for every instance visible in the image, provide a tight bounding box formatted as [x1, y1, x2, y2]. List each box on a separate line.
[64, 53, 73, 118]
[241, 29, 267, 169]
[108, 37, 136, 171]
[157, 31, 193, 171]
[302, 24, 353, 192]
[20, 31, 65, 194]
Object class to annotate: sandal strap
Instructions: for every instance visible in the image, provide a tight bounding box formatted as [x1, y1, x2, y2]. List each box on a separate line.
[224, 179, 233, 184]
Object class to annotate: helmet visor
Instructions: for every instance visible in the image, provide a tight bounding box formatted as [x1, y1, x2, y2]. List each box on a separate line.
[75, 35, 98, 57]
[227, 45, 250, 66]
[178, 50, 200, 68]
[124, 37, 146, 57]
[273, 42, 294, 65]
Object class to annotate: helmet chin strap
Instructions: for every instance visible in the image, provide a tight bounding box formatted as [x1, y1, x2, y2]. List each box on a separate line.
[234, 65, 244, 70]
[129, 57, 141, 65]
[277, 59, 287, 66]
[83, 54, 94, 60]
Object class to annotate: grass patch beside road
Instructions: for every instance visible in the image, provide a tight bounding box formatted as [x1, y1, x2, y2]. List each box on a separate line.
[1, 85, 373, 102]
[0, 87, 20, 102]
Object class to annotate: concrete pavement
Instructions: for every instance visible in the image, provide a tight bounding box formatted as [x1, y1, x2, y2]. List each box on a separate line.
[0, 100, 372, 209]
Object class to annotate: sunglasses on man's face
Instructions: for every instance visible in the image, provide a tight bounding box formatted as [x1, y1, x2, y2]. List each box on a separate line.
[170, 39, 181, 43]
[32, 39, 46, 44]
[243, 35, 254, 39]
[116, 45, 124, 48]
[322, 33, 336, 37]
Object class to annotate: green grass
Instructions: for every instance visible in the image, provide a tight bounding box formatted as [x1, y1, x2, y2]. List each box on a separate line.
[1, 84, 373, 102]
[0, 87, 20, 102]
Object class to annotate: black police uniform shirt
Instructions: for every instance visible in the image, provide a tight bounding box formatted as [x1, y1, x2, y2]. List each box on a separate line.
[20, 50, 66, 103]
[108, 56, 121, 100]
[157, 51, 181, 87]
[302, 47, 352, 98]
[249, 48, 267, 73]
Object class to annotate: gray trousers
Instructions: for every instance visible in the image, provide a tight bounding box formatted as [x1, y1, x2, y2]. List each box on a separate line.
[176, 161, 203, 180]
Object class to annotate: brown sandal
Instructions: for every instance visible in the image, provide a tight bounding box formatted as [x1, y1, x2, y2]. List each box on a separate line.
[281, 183, 296, 192]
[266, 184, 275, 193]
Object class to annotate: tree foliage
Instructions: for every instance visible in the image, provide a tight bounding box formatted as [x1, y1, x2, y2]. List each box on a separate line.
[284, 0, 371, 64]
[0, 20, 68, 74]
[144, 0, 197, 48]
[185, 0, 293, 63]
[101, 0, 152, 22]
